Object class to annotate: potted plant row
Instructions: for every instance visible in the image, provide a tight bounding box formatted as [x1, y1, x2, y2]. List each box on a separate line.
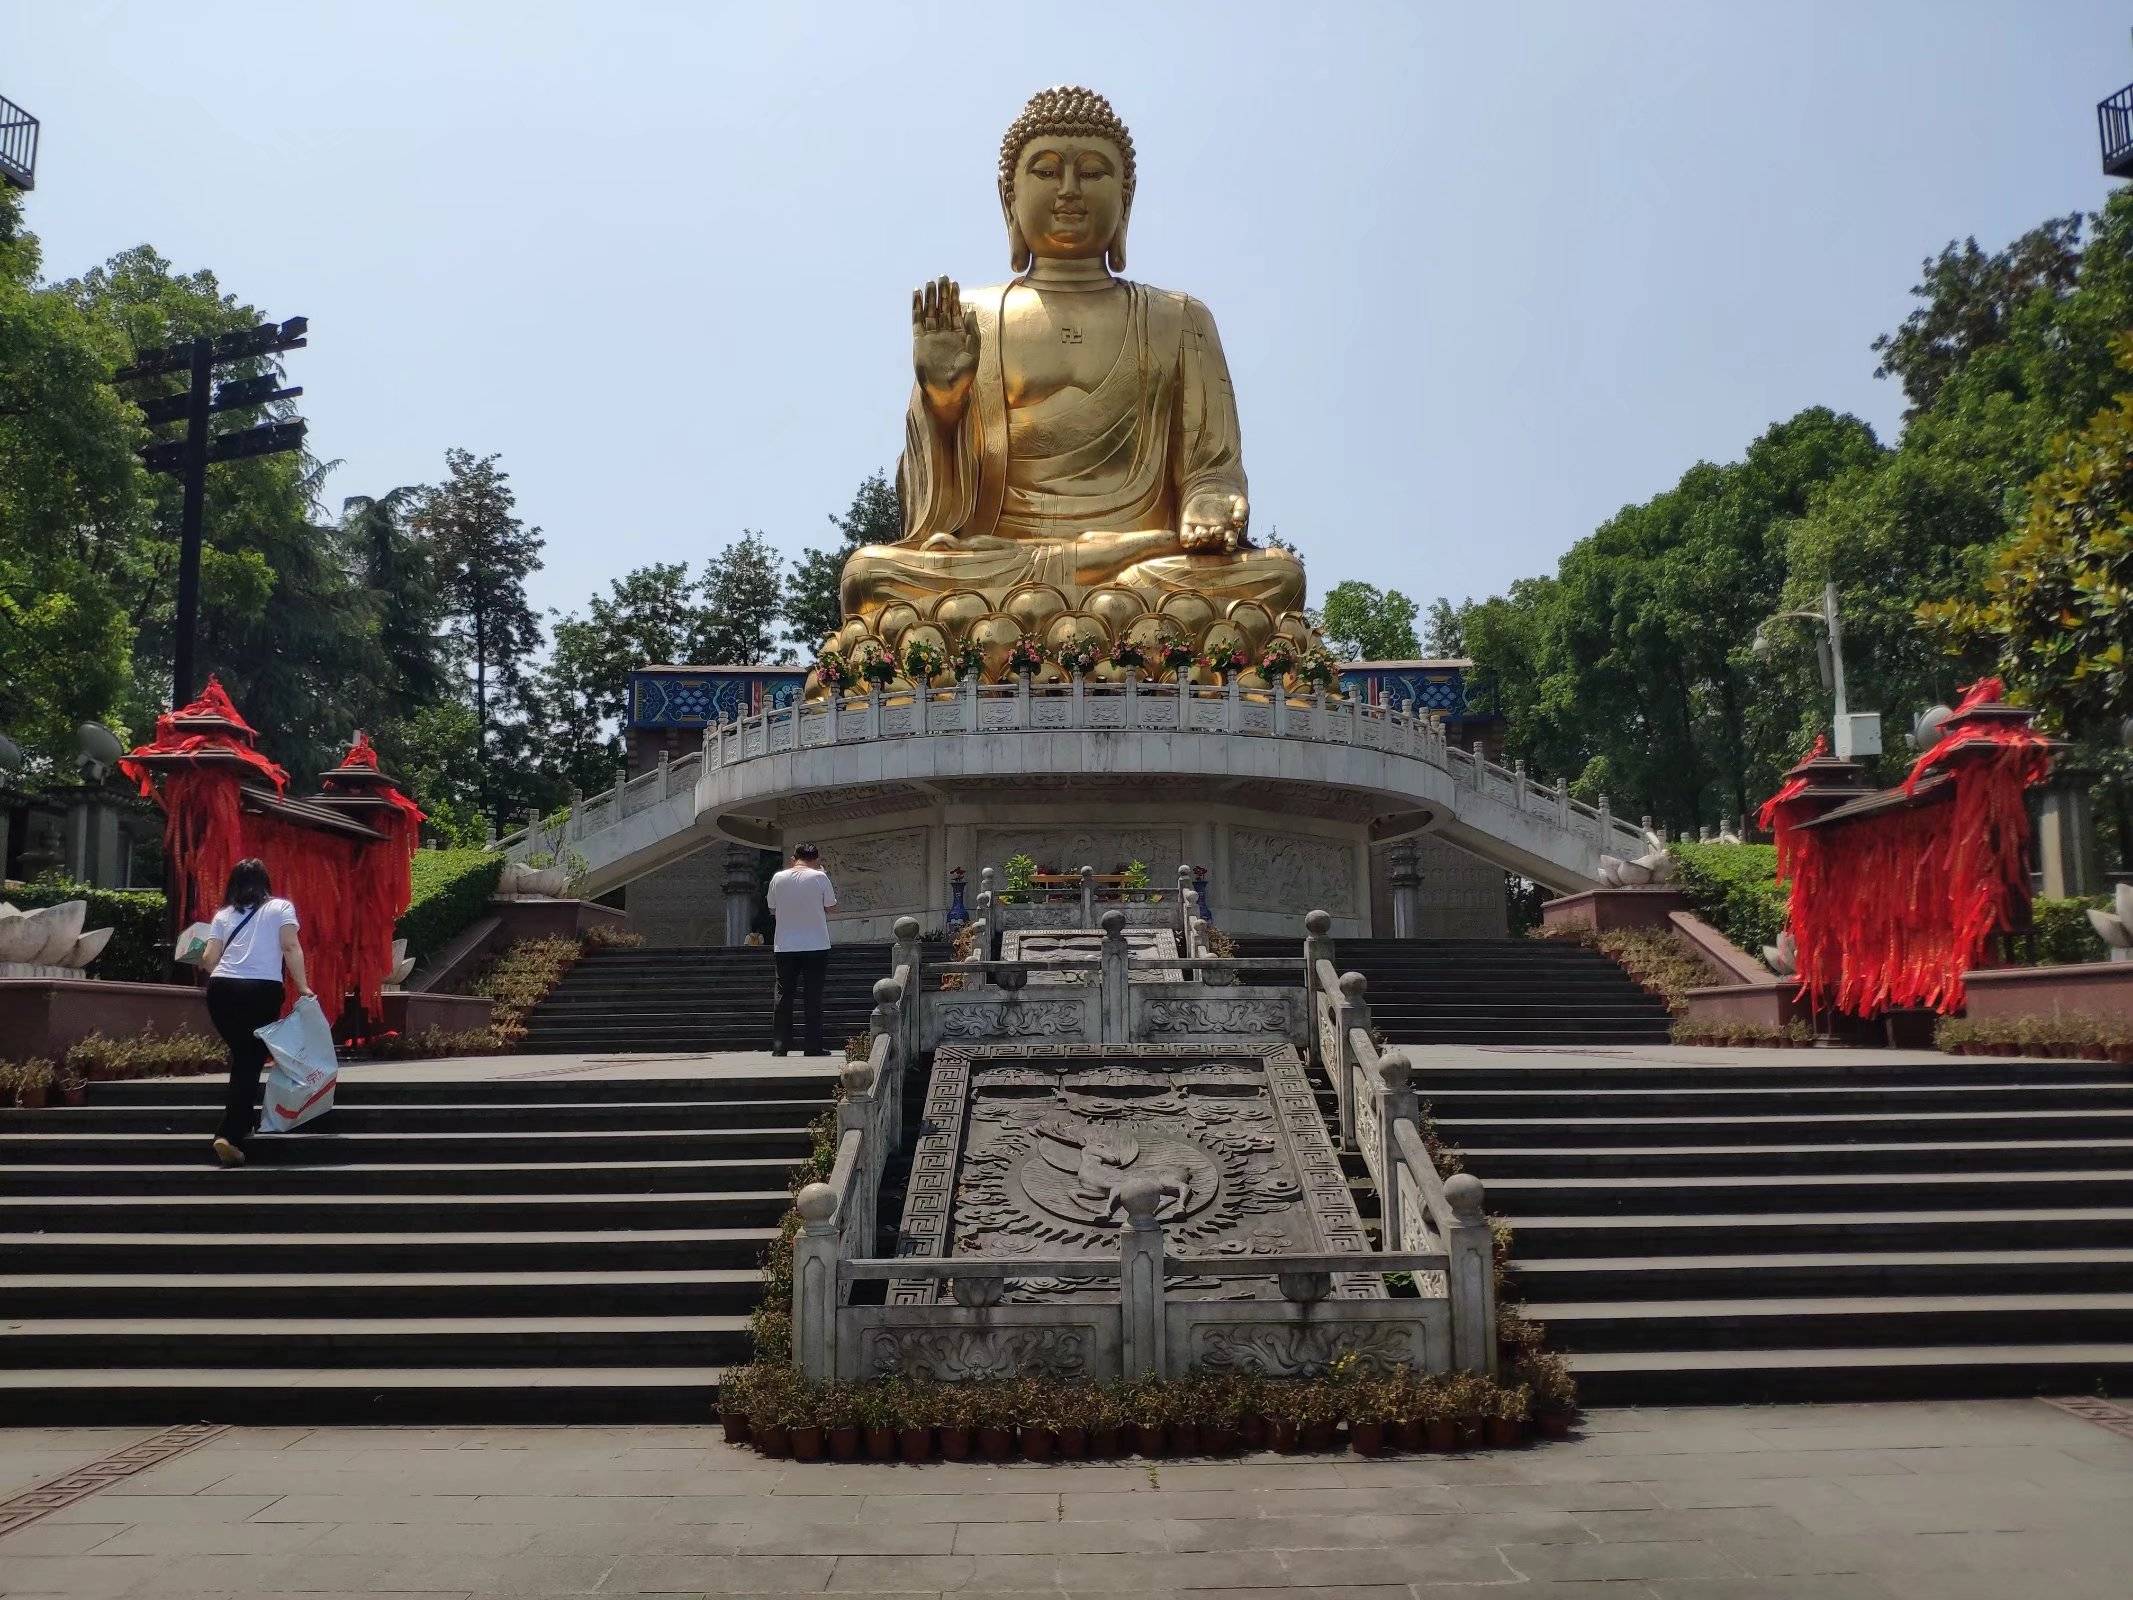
[1936, 1015, 2133, 1062]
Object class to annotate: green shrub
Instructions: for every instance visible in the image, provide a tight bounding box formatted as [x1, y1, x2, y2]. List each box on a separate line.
[9, 882, 168, 982]
[2032, 895, 2112, 966]
[1669, 842, 1789, 954]
[397, 849, 504, 964]
[1593, 928, 1717, 1014]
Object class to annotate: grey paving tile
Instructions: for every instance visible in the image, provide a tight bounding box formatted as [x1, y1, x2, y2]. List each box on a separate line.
[1713, 1534, 1974, 1577]
[42, 1493, 284, 1526]
[951, 1515, 1204, 1555]
[1575, 1507, 1816, 1543]
[83, 1520, 331, 1557]
[855, 1491, 1059, 1524]
[1230, 1544, 1514, 1587]
[597, 1553, 837, 1593]
[728, 1518, 962, 1556]
[1500, 1538, 1746, 1582]
[1648, 1582, 1904, 1600]
[0, 1519, 128, 1556]
[1445, 1479, 1663, 1513]
[306, 1519, 543, 1555]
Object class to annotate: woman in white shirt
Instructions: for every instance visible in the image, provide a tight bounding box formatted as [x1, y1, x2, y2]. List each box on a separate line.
[198, 858, 314, 1168]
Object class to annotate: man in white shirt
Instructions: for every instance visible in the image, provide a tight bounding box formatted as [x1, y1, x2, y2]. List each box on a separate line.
[766, 842, 837, 1056]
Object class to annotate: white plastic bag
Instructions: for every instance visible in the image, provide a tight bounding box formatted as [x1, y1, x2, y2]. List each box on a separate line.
[255, 995, 339, 1132]
[174, 921, 215, 965]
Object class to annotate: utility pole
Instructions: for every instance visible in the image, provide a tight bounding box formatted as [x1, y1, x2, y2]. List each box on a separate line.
[114, 318, 310, 706]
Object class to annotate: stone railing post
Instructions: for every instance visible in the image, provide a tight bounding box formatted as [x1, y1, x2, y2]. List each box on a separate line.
[1123, 666, 1138, 726]
[1117, 1175, 1168, 1381]
[1225, 676, 1242, 732]
[915, 676, 930, 736]
[866, 685, 882, 741]
[1177, 863, 1196, 946]
[1099, 909, 1129, 1043]
[1272, 682, 1289, 738]
[1512, 761, 1528, 810]
[1374, 1048, 1418, 1247]
[566, 788, 582, 842]
[1387, 840, 1421, 939]
[963, 670, 978, 730]
[1336, 970, 1372, 1151]
[1348, 693, 1363, 745]
[657, 752, 670, 800]
[1312, 685, 1327, 740]
[1079, 864, 1096, 926]
[792, 1182, 841, 1380]
[1016, 672, 1033, 727]
[1445, 1172, 1498, 1376]
[1071, 669, 1087, 727]
[1555, 777, 1570, 828]
[1177, 673, 1193, 730]
[1597, 793, 1612, 844]
[835, 1058, 879, 1254]
[721, 844, 757, 947]
[890, 920, 922, 1071]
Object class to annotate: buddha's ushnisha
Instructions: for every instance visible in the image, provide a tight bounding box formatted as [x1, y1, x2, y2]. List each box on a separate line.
[831, 86, 1311, 681]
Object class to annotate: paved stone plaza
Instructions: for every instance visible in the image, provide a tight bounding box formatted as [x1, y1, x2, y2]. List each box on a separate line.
[2, 1400, 2129, 1598]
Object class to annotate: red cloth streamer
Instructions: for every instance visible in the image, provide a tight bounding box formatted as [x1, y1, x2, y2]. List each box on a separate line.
[1764, 682, 2051, 1017]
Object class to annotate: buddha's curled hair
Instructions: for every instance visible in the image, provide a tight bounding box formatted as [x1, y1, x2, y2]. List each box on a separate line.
[998, 85, 1137, 211]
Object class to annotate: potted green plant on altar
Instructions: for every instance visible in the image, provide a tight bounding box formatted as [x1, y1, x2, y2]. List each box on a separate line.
[1199, 643, 1251, 683]
[935, 1381, 977, 1460]
[1087, 1380, 1125, 1457]
[855, 641, 897, 690]
[899, 1379, 939, 1462]
[1485, 1381, 1532, 1448]
[1010, 1375, 1056, 1461]
[1295, 648, 1340, 694]
[1343, 1372, 1401, 1458]
[1515, 1349, 1578, 1439]
[814, 647, 856, 698]
[789, 1380, 827, 1462]
[1160, 640, 1197, 680]
[718, 1364, 758, 1445]
[1258, 639, 1299, 685]
[971, 1380, 1015, 1462]
[855, 1377, 898, 1460]
[902, 636, 948, 686]
[1054, 634, 1102, 677]
[1053, 1383, 1092, 1459]
[1123, 1375, 1171, 1457]
[817, 1381, 860, 1461]
[1005, 635, 1046, 678]
[1107, 637, 1149, 675]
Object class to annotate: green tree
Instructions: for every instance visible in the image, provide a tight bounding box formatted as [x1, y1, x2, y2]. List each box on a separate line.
[699, 530, 785, 665]
[416, 448, 545, 817]
[341, 486, 448, 719]
[1319, 581, 1420, 661]
[787, 470, 898, 650]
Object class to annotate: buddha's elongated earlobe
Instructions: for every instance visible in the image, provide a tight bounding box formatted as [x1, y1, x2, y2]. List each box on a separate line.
[1005, 199, 1033, 272]
[1106, 213, 1129, 273]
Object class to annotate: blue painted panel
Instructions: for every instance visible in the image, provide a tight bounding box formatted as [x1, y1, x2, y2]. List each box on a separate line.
[1338, 665, 1498, 721]
[629, 669, 808, 729]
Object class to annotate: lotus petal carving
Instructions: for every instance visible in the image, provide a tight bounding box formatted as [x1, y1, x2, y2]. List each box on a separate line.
[1615, 857, 1653, 886]
[1633, 848, 1676, 884]
[68, 927, 115, 967]
[2118, 881, 2133, 931]
[0, 903, 42, 964]
[2090, 907, 2132, 950]
[1596, 854, 1625, 888]
[26, 901, 87, 966]
[1762, 928, 1798, 977]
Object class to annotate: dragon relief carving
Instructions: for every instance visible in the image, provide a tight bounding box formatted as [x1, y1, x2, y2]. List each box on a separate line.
[1141, 998, 1298, 1036]
[1189, 1321, 1419, 1377]
[938, 1000, 1088, 1039]
[864, 1326, 1093, 1381]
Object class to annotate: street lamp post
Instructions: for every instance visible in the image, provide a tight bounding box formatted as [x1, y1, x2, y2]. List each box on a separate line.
[1754, 581, 1881, 761]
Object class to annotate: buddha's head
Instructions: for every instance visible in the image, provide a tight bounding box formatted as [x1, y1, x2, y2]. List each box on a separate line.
[998, 85, 1136, 273]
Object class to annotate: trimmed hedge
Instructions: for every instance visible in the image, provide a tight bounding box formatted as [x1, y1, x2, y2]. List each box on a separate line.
[2033, 895, 2112, 966]
[398, 848, 505, 964]
[1668, 842, 1789, 955]
[7, 882, 169, 982]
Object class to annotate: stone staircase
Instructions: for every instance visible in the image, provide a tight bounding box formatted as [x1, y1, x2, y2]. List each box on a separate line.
[0, 1067, 835, 1423]
[519, 944, 901, 1055]
[1427, 1051, 2133, 1403]
[1238, 936, 1674, 1046]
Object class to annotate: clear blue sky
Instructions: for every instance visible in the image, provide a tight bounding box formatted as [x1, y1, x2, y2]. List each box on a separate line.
[8, 2, 2126, 638]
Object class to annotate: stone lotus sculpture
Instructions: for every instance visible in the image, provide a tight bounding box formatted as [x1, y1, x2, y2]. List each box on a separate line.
[498, 861, 571, 900]
[1763, 928, 1798, 978]
[2087, 883, 2133, 963]
[0, 900, 116, 976]
[385, 938, 416, 990]
[1596, 832, 1679, 889]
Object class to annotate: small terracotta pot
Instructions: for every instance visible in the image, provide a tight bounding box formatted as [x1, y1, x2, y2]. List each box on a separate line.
[17, 1085, 47, 1109]
[938, 1425, 972, 1461]
[1169, 1421, 1201, 1457]
[1240, 1413, 1269, 1450]
[1020, 1427, 1054, 1463]
[865, 1424, 896, 1460]
[978, 1425, 1014, 1462]
[1270, 1419, 1301, 1453]
[899, 1426, 932, 1463]
[720, 1411, 749, 1445]
[1349, 1421, 1385, 1457]
[1394, 1418, 1428, 1453]
[1303, 1420, 1340, 1454]
[829, 1425, 860, 1461]
[1424, 1418, 1457, 1451]
[752, 1422, 790, 1458]
[790, 1425, 824, 1462]
[1089, 1423, 1122, 1458]
[2111, 1045, 2133, 1065]
[1537, 1410, 1576, 1440]
[1485, 1417, 1525, 1449]
[1202, 1422, 1238, 1456]
[1452, 1417, 1483, 1449]
[1056, 1425, 1087, 1460]
[62, 1084, 88, 1106]
[1131, 1421, 1169, 1457]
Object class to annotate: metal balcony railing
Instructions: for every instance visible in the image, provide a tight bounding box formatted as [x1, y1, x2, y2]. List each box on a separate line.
[0, 95, 37, 191]
[2101, 83, 2133, 180]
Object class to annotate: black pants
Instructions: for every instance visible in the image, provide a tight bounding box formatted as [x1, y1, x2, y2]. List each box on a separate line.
[206, 976, 286, 1147]
[773, 950, 830, 1053]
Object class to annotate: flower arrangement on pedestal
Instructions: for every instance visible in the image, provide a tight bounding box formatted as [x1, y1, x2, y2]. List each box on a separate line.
[1054, 634, 1102, 677]
[854, 641, 897, 688]
[1159, 640, 1197, 678]
[953, 638, 986, 680]
[813, 648, 855, 696]
[1005, 636, 1046, 677]
[901, 637, 948, 685]
[1295, 648, 1340, 693]
[1199, 643, 1251, 682]
[1107, 638, 1149, 674]
[1258, 639, 1299, 684]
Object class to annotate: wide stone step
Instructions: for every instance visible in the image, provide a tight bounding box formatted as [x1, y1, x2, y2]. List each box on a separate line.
[1406, 1060, 2119, 1090]
[1438, 1109, 2133, 1148]
[0, 1159, 798, 1198]
[86, 1073, 837, 1107]
[0, 1316, 753, 1370]
[0, 1268, 764, 1319]
[1478, 1169, 2133, 1216]
[1513, 1247, 2133, 1302]
[1538, 1293, 2133, 1353]
[0, 1227, 779, 1274]
[0, 1366, 727, 1425]
[0, 1125, 815, 1166]
[0, 1189, 793, 1232]
[1506, 1207, 2133, 1256]
[1460, 1139, 2133, 1177]
[1425, 1081, 2133, 1116]
[1567, 1342, 2133, 1406]
[0, 1099, 829, 1136]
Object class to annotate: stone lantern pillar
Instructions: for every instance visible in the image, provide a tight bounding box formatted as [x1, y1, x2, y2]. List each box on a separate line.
[721, 844, 760, 947]
[1386, 839, 1422, 939]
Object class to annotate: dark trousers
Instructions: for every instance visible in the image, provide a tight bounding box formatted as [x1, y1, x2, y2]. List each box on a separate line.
[206, 977, 286, 1146]
[773, 950, 830, 1053]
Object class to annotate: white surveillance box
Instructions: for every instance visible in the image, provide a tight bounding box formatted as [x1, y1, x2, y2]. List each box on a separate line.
[1835, 712, 1882, 760]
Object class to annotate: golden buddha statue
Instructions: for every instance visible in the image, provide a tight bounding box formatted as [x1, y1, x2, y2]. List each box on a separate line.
[823, 85, 1315, 686]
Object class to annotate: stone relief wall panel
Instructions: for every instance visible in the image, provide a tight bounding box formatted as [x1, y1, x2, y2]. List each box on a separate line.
[622, 849, 728, 947]
[818, 826, 930, 917]
[974, 827, 1186, 879]
[1229, 828, 1357, 917]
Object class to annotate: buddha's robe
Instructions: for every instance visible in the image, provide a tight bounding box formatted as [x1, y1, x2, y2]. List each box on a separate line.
[839, 279, 1305, 623]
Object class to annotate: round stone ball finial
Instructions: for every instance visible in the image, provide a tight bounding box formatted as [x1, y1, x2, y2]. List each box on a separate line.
[795, 1182, 840, 1226]
[1115, 1172, 1166, 1228]
[1099, 909, 1127, 936]
[1338, 970, 1368, 1000]
[894, 916, 922, 941]
[840, 1059, 876, 1097]
[1304, 909, 1332, 937]
[872, 977, 905, 1006]
[1444, 1171, 1486, 1225]
[1378, 1046, 1410, 1092]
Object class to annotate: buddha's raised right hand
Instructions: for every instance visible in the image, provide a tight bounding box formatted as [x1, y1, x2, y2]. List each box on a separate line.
[913, 275, 980, 424]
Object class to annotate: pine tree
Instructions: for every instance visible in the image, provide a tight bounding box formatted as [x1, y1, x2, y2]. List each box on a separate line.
[786, 470, 899, 650]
